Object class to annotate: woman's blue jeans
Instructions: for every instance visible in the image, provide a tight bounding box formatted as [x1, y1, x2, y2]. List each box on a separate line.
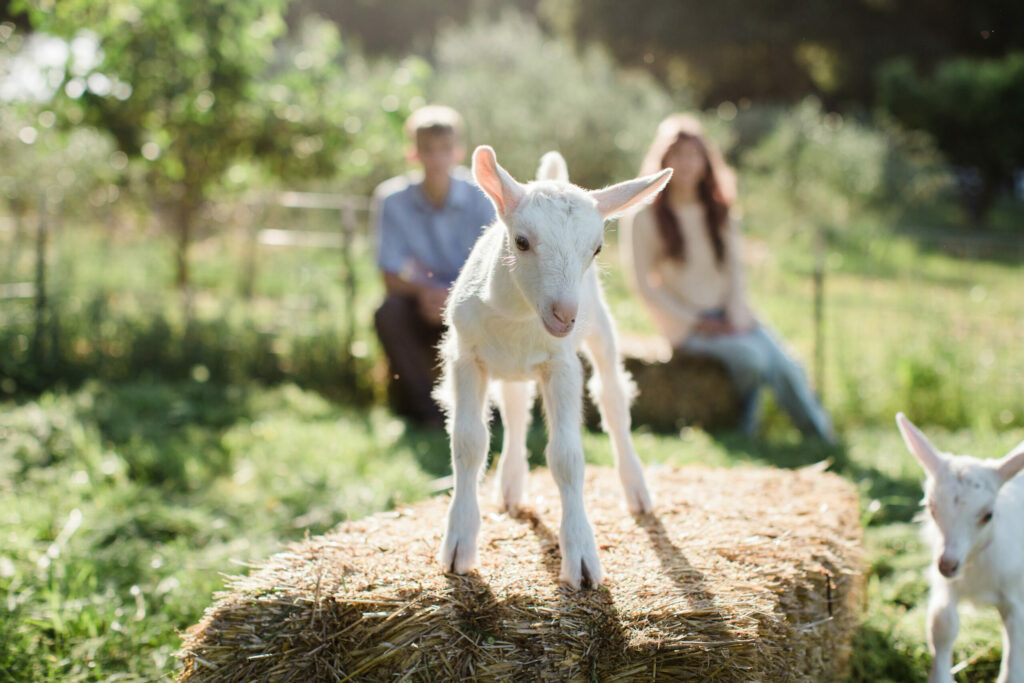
[683, 325, 834, 440]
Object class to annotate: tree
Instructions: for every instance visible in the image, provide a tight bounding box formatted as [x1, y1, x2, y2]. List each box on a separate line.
[429, 11, 681, 190]
[285, 0, 540, 56]
[558, 0, 1024, 107]
[15, 0, 423, 289]
[878, 53, 1024, 226]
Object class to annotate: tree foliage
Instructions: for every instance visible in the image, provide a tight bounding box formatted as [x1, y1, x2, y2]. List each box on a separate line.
[741, 99, 888, 232]
[14, 0, 426, 287]
[878, 53, 1024, 225]
[285, 0, 540, 56]
[0, 106, 118, 222]
[429, 11, 682, 190]
[559, 0, 1024, 107]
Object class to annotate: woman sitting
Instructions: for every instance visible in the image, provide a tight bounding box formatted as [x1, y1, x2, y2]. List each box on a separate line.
[620, 114, 835, 442]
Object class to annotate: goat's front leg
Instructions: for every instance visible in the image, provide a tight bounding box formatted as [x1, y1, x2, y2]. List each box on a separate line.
[438, 356, 490, 575]
[927, 583, 959, 683]
[540, 356, 602, 589]
[584, 311, 652, 514]
[495, 380, 534, 514]
[997, 598, 1024, 683]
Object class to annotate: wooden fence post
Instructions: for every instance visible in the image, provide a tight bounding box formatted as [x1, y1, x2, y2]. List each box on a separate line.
[813, 226, 826, 400]
[242, 198, 262, 300]
[4, 211, 22, 275]
[32, 192, 48, 371]
[340, 205, 358, 376]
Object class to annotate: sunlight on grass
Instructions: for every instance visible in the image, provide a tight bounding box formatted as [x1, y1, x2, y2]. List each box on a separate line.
[3, 196, 1023, 681]
[2, 372, 1020, 680]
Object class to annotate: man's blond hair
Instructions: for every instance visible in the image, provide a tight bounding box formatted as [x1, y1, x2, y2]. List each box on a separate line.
[404, 105, 465, 142]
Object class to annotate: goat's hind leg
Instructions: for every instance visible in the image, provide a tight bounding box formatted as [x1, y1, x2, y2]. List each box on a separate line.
[495, 380, 534, 514]
[584, 310, 653, 514]
[540, 356, 602, 588]
[438, 355, 490, 575]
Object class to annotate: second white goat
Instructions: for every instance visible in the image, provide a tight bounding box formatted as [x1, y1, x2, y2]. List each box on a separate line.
[896, 412, 1024, 683]
[436, 145, 671, 589]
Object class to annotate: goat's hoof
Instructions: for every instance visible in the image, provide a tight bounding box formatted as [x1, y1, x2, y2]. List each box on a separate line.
[559, 546, 604, 589]
[497, 501, 522, 517]
[625, 486, 654, 515]
[438, 533, 478, 575]
[495, 475, 527, 515]
[497, 489, 526, 517]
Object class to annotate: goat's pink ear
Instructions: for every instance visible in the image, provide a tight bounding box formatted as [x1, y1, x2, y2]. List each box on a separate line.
[589, 168, 673, 219]
[472, 145, 524, 217]
[996, 442, 1024, 482]
[896, 413, 943, 475]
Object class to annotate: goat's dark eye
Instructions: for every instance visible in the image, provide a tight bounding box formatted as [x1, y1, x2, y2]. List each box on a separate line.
[594, 244, 603, 257]
[981, 511, 993, 524]
[515, 235, 530, 252]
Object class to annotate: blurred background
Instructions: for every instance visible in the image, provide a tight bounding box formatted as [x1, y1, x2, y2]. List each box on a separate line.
[1, 1, 1023, 680]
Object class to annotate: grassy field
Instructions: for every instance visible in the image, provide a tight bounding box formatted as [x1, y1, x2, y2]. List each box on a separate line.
[2, 380, 1020, 681]
[2, 209, 1024, 680]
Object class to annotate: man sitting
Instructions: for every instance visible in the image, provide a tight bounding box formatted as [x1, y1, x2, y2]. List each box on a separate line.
[372, 105, 495, 427]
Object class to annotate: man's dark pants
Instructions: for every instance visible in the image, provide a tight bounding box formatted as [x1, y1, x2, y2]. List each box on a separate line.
[374, 294, 445, 426]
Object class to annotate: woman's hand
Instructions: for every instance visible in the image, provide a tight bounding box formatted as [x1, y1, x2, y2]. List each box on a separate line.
[695, 318, 737, 337]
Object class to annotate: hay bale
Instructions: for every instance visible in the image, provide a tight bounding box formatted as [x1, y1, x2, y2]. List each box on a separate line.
[586, 335, 740, 433]
[178, 465, 863, 682]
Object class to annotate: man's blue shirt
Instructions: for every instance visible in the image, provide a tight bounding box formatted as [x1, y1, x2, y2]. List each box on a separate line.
[373, 167, 495, 288]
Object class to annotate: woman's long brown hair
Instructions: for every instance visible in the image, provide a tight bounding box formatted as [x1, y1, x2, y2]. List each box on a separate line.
[640, 115, 735, 265]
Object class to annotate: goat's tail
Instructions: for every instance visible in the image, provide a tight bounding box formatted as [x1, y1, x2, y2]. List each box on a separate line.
[536, 151, 569, 183]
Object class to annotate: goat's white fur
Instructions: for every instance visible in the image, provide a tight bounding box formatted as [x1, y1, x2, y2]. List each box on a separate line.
[435, 145, 671, 589]
[896, 412, 1024, 683]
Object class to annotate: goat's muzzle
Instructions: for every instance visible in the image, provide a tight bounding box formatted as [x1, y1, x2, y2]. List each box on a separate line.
[938, 556, 960, 578]
[544, 301, 577, 337]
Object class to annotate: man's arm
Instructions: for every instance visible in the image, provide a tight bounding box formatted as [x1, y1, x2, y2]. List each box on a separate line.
[382, 272, 448, 326]
[382, 271, 424, 297]
[374, 188, 444, 319]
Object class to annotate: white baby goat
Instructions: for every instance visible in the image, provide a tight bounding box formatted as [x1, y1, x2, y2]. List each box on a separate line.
[896, 412, 1024, 683]
[435, 145, 671, 589]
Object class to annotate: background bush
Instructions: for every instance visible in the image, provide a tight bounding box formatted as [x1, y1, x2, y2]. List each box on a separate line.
[429, 11, 684, 188]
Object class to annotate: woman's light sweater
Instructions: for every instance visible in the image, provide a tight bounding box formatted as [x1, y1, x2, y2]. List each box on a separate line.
[620, 203, 755, 347]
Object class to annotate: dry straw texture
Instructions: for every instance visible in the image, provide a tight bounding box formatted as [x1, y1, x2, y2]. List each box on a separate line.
[178, 464, 863, 682]
[586, 336, 740, 432]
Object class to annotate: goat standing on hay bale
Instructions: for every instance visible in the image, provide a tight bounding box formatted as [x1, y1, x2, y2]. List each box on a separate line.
[896, 413, 1024, 683]
[434, 145, 672, 589]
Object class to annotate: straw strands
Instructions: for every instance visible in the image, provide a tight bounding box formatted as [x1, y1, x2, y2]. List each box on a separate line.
[589, 335, 740, 432]
[177, 464, 863, 681]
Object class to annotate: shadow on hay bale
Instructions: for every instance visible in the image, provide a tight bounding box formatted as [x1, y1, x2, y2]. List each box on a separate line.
[178, 465, 863, 682]
[584, 335, 740, 433]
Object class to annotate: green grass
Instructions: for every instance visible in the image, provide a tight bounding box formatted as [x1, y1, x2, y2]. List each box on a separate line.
[2, 202, 1024, 680]
[0, 381, 436, 681]
[2, 379, 1023, 681]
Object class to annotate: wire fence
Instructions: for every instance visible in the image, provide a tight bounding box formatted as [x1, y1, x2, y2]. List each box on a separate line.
[743, 225, 1024, 428]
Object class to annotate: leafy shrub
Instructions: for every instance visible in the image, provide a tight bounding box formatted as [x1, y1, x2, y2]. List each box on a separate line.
[0, 288, 380, 404]
[878, 53, 1024, 227]
[428, 10, 686, 189]
[895, 353, 968, 431]
[0, 105, 120, 220]
[740, 98, 889, 236]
